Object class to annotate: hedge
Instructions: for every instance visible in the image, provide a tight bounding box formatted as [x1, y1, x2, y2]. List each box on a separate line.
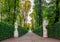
[32, 25, 43, 36]
[47, 22, 60, 39]
[0, 22, 28, 41]
[18, 26, 28, 37]
[0, 22, 14, 41]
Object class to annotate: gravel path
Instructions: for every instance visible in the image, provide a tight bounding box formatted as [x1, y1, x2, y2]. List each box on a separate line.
[1, 32, 60, 42]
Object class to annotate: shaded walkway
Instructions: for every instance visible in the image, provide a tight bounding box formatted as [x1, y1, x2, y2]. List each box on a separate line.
[1, 32, 60, 42]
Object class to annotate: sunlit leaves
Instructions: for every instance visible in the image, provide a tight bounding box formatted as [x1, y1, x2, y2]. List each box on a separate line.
[0, 0, 20, 24]
[23, 1, 31, 12]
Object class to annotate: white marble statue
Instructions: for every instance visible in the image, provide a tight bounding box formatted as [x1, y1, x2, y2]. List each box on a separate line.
[14, 21, 19, 38]
[43, 19, 49, 37]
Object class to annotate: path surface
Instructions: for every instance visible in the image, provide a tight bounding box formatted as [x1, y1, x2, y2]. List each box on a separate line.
[1, 32, 60, 42]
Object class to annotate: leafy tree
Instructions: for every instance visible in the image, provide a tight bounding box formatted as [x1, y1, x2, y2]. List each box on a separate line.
[57, 0, 60, 22]
[20, 0, 31, 27]
[34, 0, 42, 27]
[0, 0, 20, 25]
[54, 0, 60, 23]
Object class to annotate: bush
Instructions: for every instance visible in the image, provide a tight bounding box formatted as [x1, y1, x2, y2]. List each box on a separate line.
[0, 22, 28, 41]
[0, 22, 14, 41]
[32, 25, 43, 36]
[47, 22, 60, 39]
[18, 26, 28, 37]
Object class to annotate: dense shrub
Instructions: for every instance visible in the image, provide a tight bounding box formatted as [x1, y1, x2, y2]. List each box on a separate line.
[47, 22, 60, 39]
[0, 22, 28, 41]
[0, 22, 14, 41]
[18, 26, 28, 37]
[32, 25, 43, 36]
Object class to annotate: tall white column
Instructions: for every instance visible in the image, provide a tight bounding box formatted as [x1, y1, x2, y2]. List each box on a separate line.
[14, 21, 19, 38]
[43, 19, 48, 37]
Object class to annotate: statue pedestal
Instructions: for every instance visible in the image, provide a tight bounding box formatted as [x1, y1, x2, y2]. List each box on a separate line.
[14, 29, 18, 38]
[43, 27, 48, 37]
[14, 21, 19, 38]
[43, 19, 48, 37]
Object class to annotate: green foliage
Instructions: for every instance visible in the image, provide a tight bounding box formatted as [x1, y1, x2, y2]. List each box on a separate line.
[18, 27, 28, 37]
[59, 0, 60, 22]
[32, 25, 43, 36]
[0, 0, 20, 24]
[42, 0, 56, 25]
[47, 13, 56, 25]
[23, 1, 31, 12]
[47, 22, 60, 39]
[0, 22, 28, 41]
[0, 22, 14, 41]
[30, 12, 39, 28]
[34, 0, 42, 27]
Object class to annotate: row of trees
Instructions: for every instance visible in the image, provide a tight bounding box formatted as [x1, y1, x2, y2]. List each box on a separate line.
[0, 0, 31, 28]
[30, 0, 42, 29]
[31, 0, 60, 37]
[20, 0, 31, 27]
[0, 0, 60, 29]
[0, 0, 20, 25]
[32, 0, 60, 28]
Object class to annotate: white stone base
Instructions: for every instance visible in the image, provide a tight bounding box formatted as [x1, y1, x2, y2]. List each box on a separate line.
[43, 29, 48, 37]
[43, 19, 48, 37]
[14, 30, 19, 38]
